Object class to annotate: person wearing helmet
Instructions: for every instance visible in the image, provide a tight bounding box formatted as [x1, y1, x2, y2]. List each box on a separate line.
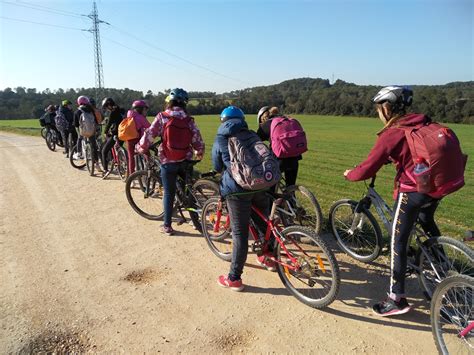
[40, 104, 60, 140]
[100, 97, 124, 176]
[256, 106, 302, 188]
[56, 100, 75, 157]
[344, 86, 442, 316]
[73, 96, 100, 170]
[137, 89, 204, 235]
[211, 106, 271, 292]
[126, 100, 151, 176]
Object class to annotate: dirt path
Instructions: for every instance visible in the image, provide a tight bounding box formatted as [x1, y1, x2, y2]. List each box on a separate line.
[0, 132, 437, 353]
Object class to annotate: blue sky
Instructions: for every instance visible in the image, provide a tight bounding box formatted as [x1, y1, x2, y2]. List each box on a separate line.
[0, 0, 472, 94]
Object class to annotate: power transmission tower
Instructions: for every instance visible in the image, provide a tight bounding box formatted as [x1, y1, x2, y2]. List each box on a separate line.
[86, 1, 109, 101]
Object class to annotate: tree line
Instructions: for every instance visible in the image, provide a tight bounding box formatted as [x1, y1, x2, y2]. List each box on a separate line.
[1, 78, 472, 123]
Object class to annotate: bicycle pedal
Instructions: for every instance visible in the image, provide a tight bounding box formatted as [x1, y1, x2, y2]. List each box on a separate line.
[176, 218, 186, 226]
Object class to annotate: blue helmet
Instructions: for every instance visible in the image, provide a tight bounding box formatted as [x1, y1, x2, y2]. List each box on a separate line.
[220, 106, 245, 122]
[167, 88, 189, 104]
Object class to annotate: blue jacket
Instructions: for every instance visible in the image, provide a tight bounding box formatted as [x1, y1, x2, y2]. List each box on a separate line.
[212, 118, 249, 197]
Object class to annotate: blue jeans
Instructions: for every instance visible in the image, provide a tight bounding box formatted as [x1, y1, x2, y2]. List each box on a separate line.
[226, 191, 270, 281]
[160, 162, 188, 227]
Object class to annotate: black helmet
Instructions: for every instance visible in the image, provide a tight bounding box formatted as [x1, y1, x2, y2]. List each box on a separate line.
[101, 97, 116, 109]
[167, 88, 189, 104]
[89, 98, 96, 106]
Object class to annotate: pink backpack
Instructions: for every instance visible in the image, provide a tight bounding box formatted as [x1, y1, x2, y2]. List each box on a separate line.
[270, 116, 308, 158]
[400, 122, 467, 198]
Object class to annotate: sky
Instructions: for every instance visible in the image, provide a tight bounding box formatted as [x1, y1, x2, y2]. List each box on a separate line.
[0, 0, 472, 94]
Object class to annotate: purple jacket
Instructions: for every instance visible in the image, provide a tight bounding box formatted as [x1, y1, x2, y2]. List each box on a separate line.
[127, 110, 150, 138]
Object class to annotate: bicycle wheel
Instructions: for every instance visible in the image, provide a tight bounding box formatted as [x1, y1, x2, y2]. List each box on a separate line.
[117, 147, 128, 181]
[45, 130, 56, 151]
[283, 185, 323, 235]
[276, 225, 340, 308]
[431, 274, 473, 354]
[418, 236, 474, 300]
[69, 145, 86, 169]
[85, 143, 95, 176]
[201, 197, 232, 261]
[41, 127, 47, 139]
[125, 170, 164, 220]
[56, 132, 64, 148]
[192, 179, 220, 207]
[329, 199, 383, 263]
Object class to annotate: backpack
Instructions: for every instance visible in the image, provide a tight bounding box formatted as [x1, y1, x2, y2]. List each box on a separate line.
[55, 109, 68, 130]
[270, 116, 308, 158]
[400, 122, 468, 198]
[93, 108, 103, 124]
[228, 130, 281, 190]
[162, 114, 193, 161]
[118, 117, 139, 141]
[79, 110, 96, 138]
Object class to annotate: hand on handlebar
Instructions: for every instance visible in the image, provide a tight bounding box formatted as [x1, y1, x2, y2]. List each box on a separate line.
[344, 169, 352, 178]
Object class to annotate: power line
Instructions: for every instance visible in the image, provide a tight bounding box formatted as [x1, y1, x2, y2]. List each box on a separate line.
[0, 16, 84, 31]
[11, 0, 85, 17]
[1, 1, 84, 18]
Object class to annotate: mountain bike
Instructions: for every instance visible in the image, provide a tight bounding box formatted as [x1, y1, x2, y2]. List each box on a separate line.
[431, 274, 473, 354]
[41, 127, 47, 139]
[69, 136, 99, 175]
[201, 193, 340, 308]
[101, 136, 128, 181]
[45, 127, 64, 151]
[125, 144, 219, 231]
[276, 179, 323, 235]
[329, 175, 474, 299]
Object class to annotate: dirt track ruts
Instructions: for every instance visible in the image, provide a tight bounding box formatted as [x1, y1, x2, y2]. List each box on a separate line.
[0, 132, 437, 353]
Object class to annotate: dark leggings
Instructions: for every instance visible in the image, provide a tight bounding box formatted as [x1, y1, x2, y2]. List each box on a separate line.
[390, 192, 441, 298]
[101, 136, 115, 171]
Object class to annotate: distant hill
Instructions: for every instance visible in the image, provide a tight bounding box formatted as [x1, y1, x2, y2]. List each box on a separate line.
[1, 78, 472, 123]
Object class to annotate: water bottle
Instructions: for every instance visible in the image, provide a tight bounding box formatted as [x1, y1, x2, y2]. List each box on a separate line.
[413, 158, 432, 193]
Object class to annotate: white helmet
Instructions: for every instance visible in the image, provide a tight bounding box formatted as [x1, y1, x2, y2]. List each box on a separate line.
[372, 86, 413, 111]
[257, 106, 270, 125]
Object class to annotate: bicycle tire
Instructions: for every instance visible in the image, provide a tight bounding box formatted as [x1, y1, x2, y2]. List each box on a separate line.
[117, 147, 128, 181]
[276, 225, 340, 308]
[201, 197, 232, 261]
[85, 143, 95, 176]
[192, 179, 220, 207]
[41, 127, 47, 139]
[430, 274, 473, 354]
[45, 131, 56, 151]
[418, 236, 474, 300]
[69, 145, 86, 169]
[67, 132, 74, 156]
[329, 199, 383, 263]
[125, 170, 164, 220]
[283, 185, 323, 235]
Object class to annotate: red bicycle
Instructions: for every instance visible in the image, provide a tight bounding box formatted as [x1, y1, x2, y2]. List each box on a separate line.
[201, 194, 340, 308]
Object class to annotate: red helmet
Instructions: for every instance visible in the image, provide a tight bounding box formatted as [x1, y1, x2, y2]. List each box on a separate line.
[77, 95, 90, 106]
[132, 100, 148, 109]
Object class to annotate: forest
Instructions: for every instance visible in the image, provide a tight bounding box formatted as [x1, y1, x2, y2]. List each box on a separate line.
[1, 78, 472, 123]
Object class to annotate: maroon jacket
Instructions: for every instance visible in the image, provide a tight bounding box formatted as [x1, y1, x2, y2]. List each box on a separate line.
[346, 114, 431, 198]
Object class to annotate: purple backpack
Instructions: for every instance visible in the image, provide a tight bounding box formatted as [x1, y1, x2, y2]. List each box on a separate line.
[270, 116, 308, 158]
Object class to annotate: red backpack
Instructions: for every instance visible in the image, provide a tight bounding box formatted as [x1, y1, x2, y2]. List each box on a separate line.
[270, 116, 308, 158]
[400, 122, 468, 198]
[162, 114, 193, 161]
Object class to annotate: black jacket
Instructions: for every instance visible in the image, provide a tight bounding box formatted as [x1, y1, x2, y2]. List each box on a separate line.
[104, 107, 124, 136]
[59, 105, 74, 129]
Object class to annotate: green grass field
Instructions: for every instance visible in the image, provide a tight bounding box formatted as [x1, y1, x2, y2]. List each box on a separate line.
[1, 115, 472, 238]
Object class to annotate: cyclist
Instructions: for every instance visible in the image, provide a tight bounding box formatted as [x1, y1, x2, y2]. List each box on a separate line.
[125, 100, 151, 176]
[73, 95, 101, 171]
[211, 106, 273, 292]
[137, 89, 204, 235]
[344, 86, 442, 316]
[257, 106, 302, 188]
[100, 97, 124, 177]
[40, 105, 60, 139]
[57, 100, 75, 157]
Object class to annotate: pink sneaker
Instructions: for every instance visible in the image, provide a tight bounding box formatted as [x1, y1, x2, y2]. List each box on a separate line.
[217, 275, 244, 292]
[257, 255, 276, 272]
[160, 224, 174, 236]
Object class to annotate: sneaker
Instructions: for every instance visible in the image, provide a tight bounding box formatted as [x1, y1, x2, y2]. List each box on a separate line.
[160, 224, 174, 236]
[95, 163, 103, 172]
[257, 255, 276, 272]
[372, 297, 411, 317]
[217, 275, 244, 292]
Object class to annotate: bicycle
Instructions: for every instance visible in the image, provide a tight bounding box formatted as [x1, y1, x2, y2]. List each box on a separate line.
[45, 127, 64, 152]
[125, 144, 219, 231]
[101, 135, 128, 181]
[69, 136, 99, 175]
[329, 175, 474, 299]
[275, 179, 323, 235]
[201, 193, 340, 308]
[430, 273, 473, 354]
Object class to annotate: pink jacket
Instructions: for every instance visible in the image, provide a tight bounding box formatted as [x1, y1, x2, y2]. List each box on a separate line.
[137, 107, 205, 164]
[127, 109, 150, 138]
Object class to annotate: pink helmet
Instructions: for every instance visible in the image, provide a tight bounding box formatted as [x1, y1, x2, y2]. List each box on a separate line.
[77, 95, 90, 106]
[132, 100, 148, 109]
